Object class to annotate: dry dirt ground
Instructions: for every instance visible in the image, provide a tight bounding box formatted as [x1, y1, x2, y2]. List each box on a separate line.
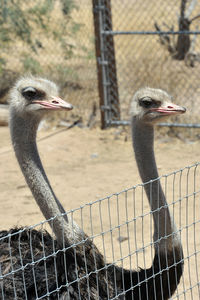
[0, 125, 200, 299]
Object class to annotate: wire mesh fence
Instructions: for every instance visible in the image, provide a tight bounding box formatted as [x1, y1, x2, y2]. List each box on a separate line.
[0, 0, 98, 124]
[2, 0, 200, 128]
[0, 163, 200, 299]
[93, 0, 200, 127]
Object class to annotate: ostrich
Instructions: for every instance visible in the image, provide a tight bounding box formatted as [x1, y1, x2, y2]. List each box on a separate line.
[0, 80, 185, 299]
[0, 76, 114, 300]
[126, 87, 185, 299]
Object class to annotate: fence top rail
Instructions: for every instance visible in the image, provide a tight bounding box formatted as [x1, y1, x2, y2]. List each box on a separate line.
[107, 120, 200, 128]
[102, 30, 200, 36]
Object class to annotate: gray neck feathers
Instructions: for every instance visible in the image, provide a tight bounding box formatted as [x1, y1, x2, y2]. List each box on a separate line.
[131, 117, 179, 251]
[10, 110, 84, 246]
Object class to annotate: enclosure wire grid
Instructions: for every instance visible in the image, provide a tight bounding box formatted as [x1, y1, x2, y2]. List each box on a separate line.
[0, 162, 200, 299]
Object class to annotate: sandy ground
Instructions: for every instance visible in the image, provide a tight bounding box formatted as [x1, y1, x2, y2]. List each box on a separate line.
[0, 125, 200, 299]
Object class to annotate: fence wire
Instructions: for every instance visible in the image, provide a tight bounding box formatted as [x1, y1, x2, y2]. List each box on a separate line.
[2, 0, 200, 128]
[0, 163, 200, 299]
[94, 0, 200, 127]
[0, 0, 98, 124]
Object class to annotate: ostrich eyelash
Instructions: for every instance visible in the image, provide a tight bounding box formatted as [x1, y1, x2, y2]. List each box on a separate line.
[22, 87, 45, 101]
[139, 98, 153, 108]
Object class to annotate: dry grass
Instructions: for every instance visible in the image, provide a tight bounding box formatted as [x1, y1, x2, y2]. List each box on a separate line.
[1, 0, 200, 126]
[111, 0, 200, 123]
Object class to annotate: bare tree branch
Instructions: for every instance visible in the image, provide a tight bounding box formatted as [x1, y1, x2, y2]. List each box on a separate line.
[155, 0, 200, 65]
[190, 14, 200, 23]
[180, 0, 187, 19]
[185, 0, 197, 18]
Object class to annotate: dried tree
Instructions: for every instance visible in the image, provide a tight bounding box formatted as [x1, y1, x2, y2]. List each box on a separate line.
[155, 0, 200, 66]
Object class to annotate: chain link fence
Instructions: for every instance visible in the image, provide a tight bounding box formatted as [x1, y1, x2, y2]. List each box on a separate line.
[0, 0, 98, 125]
[94, 0, 200, 128]
[1, 0, 200, 128]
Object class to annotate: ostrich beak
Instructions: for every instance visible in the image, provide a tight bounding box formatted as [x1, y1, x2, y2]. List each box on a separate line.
[32, 96, 73, 111]
[150, 103, 186, 115]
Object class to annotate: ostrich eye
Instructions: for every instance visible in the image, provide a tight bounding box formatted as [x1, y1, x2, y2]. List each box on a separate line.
[21, 87, 45, 101]
[139, 98, 153, 108]
[22, 87, 37, 100]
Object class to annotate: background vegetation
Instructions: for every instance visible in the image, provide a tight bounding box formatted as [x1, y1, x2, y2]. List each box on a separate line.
[0, 0, 200, 129]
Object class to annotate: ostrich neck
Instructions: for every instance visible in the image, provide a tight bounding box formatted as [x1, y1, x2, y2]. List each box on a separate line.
[10, 112, 84, 246]
[131, 118, 178, 250]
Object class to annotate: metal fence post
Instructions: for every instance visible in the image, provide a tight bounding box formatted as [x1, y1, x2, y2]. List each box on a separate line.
[92, 0, 120, 129]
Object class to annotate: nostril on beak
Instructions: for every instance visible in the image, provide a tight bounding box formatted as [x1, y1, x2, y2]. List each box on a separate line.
[167, 106, 173, 109]
[52, 100, 59, 104]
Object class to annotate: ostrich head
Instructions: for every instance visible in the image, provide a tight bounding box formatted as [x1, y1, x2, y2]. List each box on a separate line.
[9, 76, 73, 120]
[130, 87, 186, 124]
